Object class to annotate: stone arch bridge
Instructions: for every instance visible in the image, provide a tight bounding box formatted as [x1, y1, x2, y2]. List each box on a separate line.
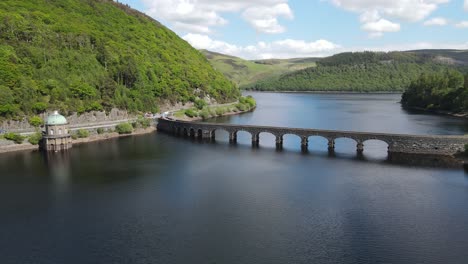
[157, 118, 468, 160]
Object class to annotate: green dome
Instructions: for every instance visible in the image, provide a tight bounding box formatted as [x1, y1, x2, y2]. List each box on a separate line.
[46, 111, 68, 125]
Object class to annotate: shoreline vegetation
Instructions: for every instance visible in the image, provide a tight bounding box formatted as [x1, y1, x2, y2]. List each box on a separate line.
[172, 96, 256, 121]
[401, 69, 468, 119]
[0, 96, 257, 155]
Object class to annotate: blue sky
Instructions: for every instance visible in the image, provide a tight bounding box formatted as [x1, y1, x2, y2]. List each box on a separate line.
[118, 0, 468, 59]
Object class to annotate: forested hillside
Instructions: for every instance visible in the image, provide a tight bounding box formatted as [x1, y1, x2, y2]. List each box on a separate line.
[243, 51, 467, 92]
[402, 70, 468, 113]
[0, 0, 239, 119]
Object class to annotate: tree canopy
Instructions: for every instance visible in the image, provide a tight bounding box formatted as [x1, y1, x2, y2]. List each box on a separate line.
[244, 51, 466, 92]
[0, 0, 239, 119]
[401, 70, 468, 113]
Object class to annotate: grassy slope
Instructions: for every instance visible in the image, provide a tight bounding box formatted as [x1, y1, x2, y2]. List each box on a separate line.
[201, 50, 317, 88]
[0, 0, 239, 119]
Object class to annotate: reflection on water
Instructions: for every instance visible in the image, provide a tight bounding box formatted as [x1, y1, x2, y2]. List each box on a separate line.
[0, 92, 467, 264]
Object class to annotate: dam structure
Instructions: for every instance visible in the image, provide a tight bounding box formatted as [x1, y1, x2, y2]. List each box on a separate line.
[157, 118, 468, 166]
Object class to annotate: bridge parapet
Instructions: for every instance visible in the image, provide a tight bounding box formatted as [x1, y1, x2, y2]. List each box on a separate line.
[157, 118, 468, 157]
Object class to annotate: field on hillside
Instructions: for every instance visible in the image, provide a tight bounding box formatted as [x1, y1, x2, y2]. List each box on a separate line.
[201, 50, 317, 87]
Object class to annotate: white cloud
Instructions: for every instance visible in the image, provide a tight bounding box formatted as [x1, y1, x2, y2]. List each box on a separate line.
[184, 33, 468, 60]
[142, 0, 293, 34]
[361, 18, 400, 38]
[455, 21, 468, 28]
[465, 0, 468, 11]
[423, 17, 448, 26]
[242, 3, 293, 33]
[183, 33, 341, 59]
[329, 0, 449, 36]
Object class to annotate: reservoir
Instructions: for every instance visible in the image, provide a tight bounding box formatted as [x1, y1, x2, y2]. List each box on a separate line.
[0, 92, 467, 264]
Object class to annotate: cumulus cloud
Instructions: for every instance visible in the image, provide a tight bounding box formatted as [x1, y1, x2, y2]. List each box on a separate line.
[183, 33, 468, 59]
[142, 0, 293, 34]
[361, 18, 400, 38]
[329, 0, 448, 36]
[423, 17, 448, 26]
[455, 21, 468, 28]
[465, 0, 468, 11]
[183, 33, 341, 59]
[242, 3, 293, 33]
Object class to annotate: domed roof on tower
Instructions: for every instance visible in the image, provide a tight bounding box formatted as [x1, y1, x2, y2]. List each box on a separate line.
[46, 111, 68, 125]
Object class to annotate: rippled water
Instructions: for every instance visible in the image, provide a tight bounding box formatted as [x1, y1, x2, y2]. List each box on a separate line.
[0, 92, 467, 264]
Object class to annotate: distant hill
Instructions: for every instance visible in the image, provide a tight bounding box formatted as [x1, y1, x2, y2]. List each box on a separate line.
[201, 50, 317, 88]
[406, 49, 468, 66]
[0, 0, 239, 119]
[241, 50, 468, 92]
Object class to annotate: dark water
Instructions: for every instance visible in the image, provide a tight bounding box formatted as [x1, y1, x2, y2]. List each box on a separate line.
[1, 93, 467, 264]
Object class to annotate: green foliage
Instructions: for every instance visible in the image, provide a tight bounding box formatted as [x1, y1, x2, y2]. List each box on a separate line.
[235, 103, 249, 111]
[71, 134, 78, 140]
[28, 115, 44, 127]
[199, 109, 211, 120]
[247, 63, 452, 92]
[28, 132, 42, 145]
[32, 102, 47, 114]
[240, 96, 256, 107]
[185, 109, 198, 118]
[244, 51, 465, 92]
[4, 132, 25, 144]
[115, 123, 133, 134]
[97, 127, 105, 134]
[76, 129, 89, 138]
[215, 107, 226, 116]
[235, 96, 256, 112]
[0, 0, 239, 119]
[401, 70, 468, 113]
[137, 117, 151, 128]
[194, 99, 207, 110]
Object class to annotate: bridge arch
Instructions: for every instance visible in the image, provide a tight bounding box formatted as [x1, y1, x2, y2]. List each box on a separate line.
[257, 131, 277, 147]
[235, 130, 253, 144]
[307, 135, 330, 151]
[189, 128, 196, 138]
[210, 128, 231, 142]
[281, 133, 302, 149]
[333, 137, 360, 154]
[361, 139, 390, 159]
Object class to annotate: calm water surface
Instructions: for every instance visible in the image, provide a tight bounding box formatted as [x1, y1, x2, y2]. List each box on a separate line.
[1, 93, 468, 264]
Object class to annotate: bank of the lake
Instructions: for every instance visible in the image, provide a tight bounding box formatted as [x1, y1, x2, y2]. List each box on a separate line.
[0, 98, 256, 154]
[0, 127, 156, 154]
[172, 97, 256, 121]
[402, 106, 468, 120]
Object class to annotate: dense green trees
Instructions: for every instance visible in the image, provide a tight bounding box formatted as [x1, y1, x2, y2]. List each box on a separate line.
[244, 51, 460, 92]
[0, 0, 239, 120]
[401, 70, 468, 113]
